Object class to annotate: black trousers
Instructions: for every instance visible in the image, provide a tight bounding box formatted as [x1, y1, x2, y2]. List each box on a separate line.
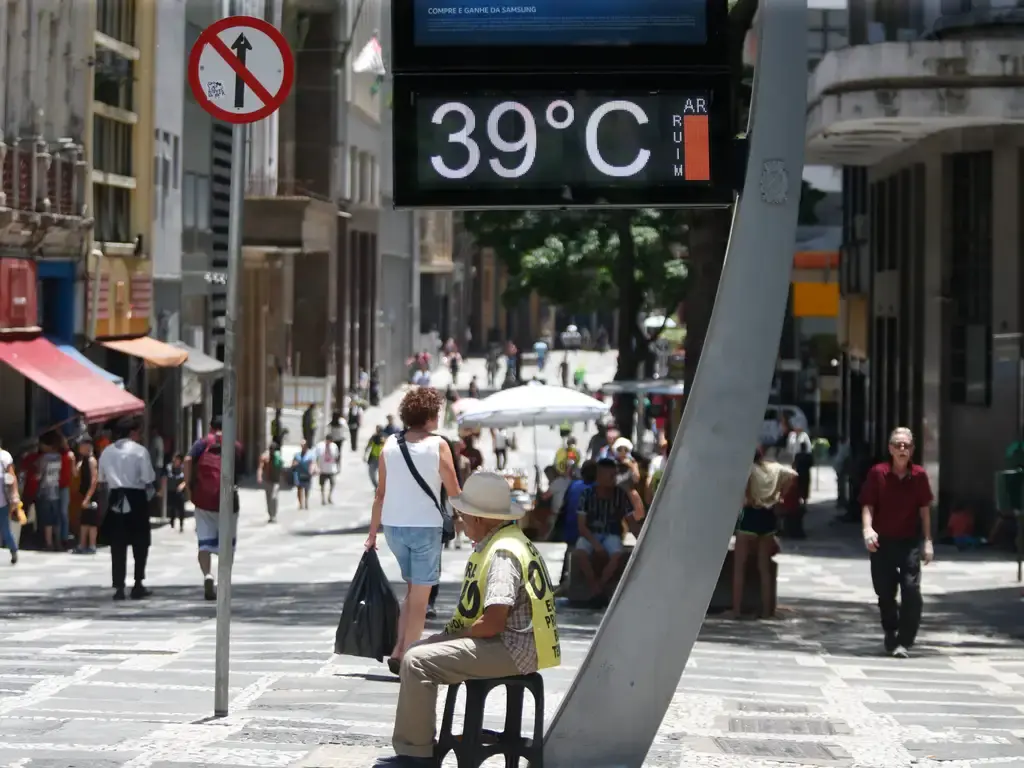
[349, 427, 359, 452]
[870, 537, 922, 647]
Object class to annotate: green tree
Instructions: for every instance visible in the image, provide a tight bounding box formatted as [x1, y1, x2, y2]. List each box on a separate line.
[680, 0, 759, 415]
[463, 208, 689, 431]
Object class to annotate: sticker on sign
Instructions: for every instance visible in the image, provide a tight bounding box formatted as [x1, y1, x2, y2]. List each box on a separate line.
[188, 15, 294, 125]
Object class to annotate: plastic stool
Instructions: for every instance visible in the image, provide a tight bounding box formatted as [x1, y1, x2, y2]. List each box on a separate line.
[436, 673, 545, 768]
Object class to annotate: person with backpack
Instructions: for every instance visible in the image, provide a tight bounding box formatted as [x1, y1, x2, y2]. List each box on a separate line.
[257, 441, 283, 523]
[184, 416, 243, 601]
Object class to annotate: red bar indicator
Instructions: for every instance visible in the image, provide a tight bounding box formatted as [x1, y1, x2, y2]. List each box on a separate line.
[683, 115, 711, 181]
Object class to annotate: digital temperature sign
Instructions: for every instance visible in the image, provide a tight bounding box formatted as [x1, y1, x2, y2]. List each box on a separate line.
[392, 74, 735, 209]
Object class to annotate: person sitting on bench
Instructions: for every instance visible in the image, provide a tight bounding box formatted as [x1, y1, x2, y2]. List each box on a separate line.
[573, 458, 646, 600]
[377, 472, 561, 768]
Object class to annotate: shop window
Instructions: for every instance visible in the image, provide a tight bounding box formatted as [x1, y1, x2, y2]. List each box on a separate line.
[946, 151, 993, 407]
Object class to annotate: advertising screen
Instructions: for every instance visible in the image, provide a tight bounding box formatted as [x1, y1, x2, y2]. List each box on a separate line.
[390, 0, 729, 73]
[414, 0, 707, 47]
[392, 73, 735, 209]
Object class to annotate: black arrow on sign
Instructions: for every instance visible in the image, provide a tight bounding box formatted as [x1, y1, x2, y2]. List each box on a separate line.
[230, 33, 253, 109]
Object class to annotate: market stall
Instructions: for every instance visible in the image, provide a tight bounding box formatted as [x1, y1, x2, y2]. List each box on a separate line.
[458, 382, 610, 539]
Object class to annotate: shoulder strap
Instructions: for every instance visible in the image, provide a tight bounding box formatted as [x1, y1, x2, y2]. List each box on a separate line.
[397, 432, 443, 514]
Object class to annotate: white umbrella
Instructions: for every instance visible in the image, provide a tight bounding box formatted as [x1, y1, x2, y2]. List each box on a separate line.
[457, 381, 609, 429]
[458, 382, 610, 483]
[644, 315, 677, 330]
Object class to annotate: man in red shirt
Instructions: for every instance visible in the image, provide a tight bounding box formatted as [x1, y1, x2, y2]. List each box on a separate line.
[859, 427, 934, 658]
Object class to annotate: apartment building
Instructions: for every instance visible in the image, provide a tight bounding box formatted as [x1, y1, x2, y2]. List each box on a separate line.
[813, 0, 1024, 515]
[0, 0, 153, 445]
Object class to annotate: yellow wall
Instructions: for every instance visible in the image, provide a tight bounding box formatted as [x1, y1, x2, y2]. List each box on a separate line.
[792, 281, 840, 318]
[132, 0, 155, 248]
[85, 0, 155, 339]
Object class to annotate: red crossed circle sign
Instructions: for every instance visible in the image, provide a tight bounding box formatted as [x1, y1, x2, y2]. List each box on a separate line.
[188, 16, 294, 125]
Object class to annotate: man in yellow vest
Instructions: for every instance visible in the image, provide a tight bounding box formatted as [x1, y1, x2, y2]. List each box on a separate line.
[381, 472, 561, 767]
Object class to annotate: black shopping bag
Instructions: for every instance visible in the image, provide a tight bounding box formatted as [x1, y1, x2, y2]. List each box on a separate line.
[334, 549, 400, 661]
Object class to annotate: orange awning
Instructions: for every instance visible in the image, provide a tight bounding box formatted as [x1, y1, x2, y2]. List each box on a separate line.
[101, 337, 189, 368]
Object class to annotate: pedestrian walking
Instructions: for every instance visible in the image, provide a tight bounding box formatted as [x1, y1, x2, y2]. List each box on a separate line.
[74, 437, 101, 552]
[291, 441, 316, 510]
[184, 416, 243, 601]
[860, 427, 934, 658]
[348, 401, 363, 451]
[165, 453, 187, 533]
[98, 417, 156, 601]
[493, 428, 509, 471]
[365, 426, 385, 489]
[35, 433, 64, 551]
[365, 386, 462, 676]
[257, 441, 283, 523]
[314, 436, 340, 505]
[328, 410, 348, 456]
[0, 438, 23, 565]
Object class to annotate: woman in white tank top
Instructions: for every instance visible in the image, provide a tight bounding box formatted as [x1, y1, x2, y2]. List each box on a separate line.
[366, 387, 462, 673]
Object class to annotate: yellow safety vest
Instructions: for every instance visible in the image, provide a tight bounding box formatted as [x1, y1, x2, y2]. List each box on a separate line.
[445, 525, 561, 670]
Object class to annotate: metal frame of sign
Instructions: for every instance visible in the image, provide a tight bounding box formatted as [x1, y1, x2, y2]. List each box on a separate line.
[392, 70, 735, 210]
[390, 0, 731, 74]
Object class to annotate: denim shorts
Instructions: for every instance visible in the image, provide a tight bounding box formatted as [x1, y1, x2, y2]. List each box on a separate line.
[383, 525, 443, 586]
[576, 533, 624, 556]
[35, 497, 61, 528]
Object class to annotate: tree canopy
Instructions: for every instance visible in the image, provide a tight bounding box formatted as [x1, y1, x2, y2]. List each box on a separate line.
[462, 208, 690, 321]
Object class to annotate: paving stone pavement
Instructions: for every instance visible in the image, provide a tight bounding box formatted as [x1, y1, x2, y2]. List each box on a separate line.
[2, 380, 1024, 766]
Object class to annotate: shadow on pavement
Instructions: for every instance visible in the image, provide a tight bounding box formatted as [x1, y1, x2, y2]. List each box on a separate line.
[292, 523, 371, 537]
[0, 579, 605, 643]
[698, 586, 1024, 657]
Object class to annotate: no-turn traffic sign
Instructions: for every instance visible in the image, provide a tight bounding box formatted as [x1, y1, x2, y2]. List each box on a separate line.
[188, 16, 294, 124]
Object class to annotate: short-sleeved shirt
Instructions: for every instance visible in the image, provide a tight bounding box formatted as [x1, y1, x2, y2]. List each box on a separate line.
[859, 462, 933, 539]
[367, 434, 385, 460]
[577, 486, 632, 536]
[0, 449, 15, 506]
[98, 440, 156, 490]
[36, 453, 63, 501]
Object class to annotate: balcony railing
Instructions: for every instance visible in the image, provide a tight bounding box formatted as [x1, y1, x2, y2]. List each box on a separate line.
[0, 134, 87, 217]
[245, 175, 334, 204]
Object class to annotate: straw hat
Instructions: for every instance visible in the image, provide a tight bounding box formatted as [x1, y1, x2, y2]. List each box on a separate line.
[450, 471, 525, 521]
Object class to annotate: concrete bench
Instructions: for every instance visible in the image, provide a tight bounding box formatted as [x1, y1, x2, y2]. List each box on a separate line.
[564, 535, 777, 615]
[708, 536, 778, 615]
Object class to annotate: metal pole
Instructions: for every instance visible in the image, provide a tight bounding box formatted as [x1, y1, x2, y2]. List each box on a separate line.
[213, 117, 246, 717]
[544, 1, 807, 764]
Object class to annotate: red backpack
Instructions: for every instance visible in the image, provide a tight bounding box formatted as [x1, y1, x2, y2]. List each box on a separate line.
[191, 435, 224, 512]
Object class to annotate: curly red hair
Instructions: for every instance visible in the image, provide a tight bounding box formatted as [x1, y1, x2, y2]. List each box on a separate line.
[398, 386, 445, 430]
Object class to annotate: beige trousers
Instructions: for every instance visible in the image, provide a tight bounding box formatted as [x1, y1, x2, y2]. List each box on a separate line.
[393, 636, 520, 758]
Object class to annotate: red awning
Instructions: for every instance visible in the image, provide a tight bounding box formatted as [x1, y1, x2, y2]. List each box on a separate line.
[0, 337, 145, 423]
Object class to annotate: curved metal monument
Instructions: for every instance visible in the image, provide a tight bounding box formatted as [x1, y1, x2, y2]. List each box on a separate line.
[544, 2, 809, 765]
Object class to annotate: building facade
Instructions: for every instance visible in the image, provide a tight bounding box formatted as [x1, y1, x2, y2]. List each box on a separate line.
[0, 0, 152, 446]
[811, 0, 1024, 515]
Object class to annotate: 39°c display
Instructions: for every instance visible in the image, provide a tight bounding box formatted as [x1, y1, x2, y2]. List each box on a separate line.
[393, 80, 735, 208]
